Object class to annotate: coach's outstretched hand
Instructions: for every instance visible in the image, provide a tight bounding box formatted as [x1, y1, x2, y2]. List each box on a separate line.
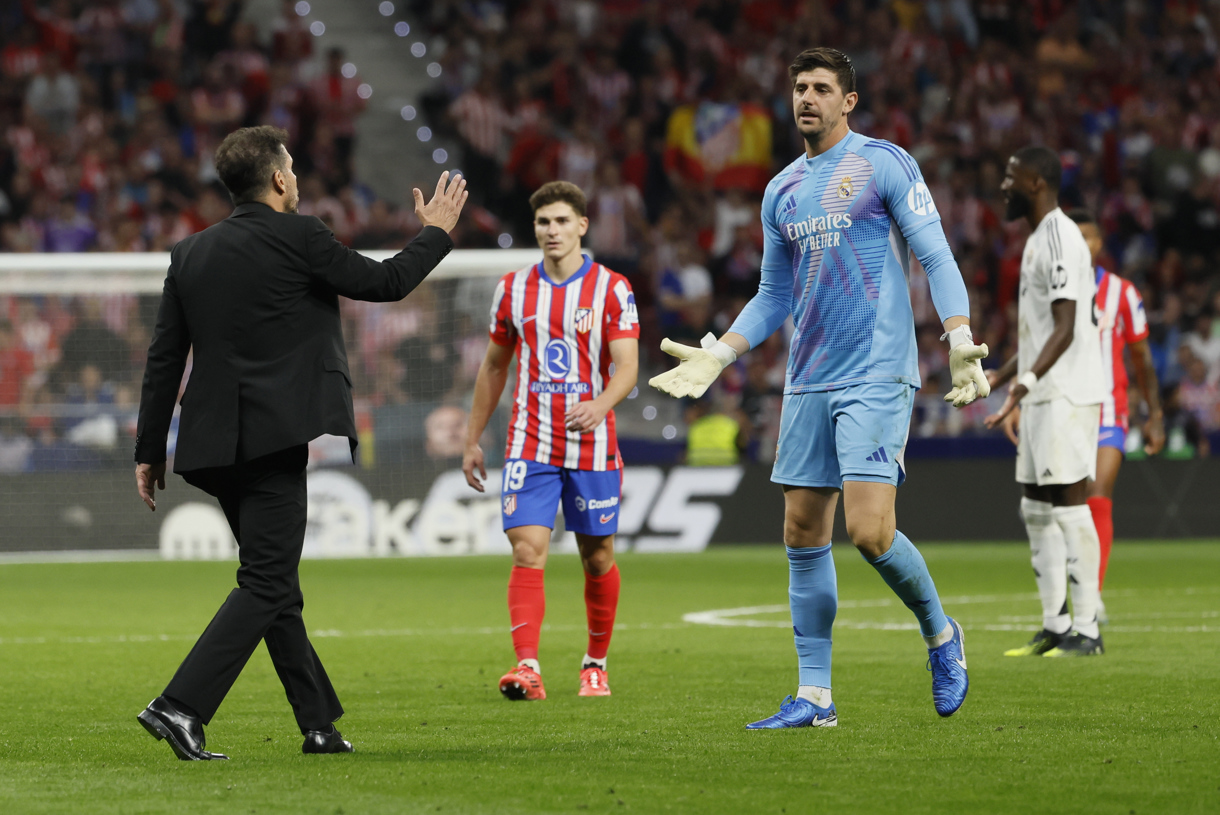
[414, 171, 468, 233]
[648, 334, 736, 399]
[943, 326, 991, 408]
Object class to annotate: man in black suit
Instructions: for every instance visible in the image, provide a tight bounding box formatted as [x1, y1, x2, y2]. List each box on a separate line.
[133, 125, 467, 760]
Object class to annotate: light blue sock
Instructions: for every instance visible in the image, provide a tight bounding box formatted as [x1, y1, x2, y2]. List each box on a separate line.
[864, 531, 949, 639]
[787, 544, 837, 688]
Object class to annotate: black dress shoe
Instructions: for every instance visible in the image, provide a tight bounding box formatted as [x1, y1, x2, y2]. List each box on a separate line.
[137, 696, 229, 761]
[302, 725, 354, 754]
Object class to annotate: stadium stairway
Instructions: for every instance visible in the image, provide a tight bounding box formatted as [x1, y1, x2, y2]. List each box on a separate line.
[289, 0, 449, 208]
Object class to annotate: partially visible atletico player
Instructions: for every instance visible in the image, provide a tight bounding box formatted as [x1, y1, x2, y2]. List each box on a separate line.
[1000, 209, 1165, 617]
[462, 180, 639, 701]
[1073, 210, 1166, 612]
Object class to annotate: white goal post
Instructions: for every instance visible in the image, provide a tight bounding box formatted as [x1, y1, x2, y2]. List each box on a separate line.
[0, 248, 544, 293]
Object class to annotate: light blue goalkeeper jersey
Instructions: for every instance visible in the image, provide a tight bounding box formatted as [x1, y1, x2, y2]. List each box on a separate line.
[729, 130, 970, 393]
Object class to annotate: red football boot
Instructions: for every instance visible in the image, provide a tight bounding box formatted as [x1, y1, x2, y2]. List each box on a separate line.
[499, 665, 546, 700]
[578, 665, 611, 697]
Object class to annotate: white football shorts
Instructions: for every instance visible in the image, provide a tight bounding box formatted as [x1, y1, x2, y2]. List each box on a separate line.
[1016, 398, 1101, 486]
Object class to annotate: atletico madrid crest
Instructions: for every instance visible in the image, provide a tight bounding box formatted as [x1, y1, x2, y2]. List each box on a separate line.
[575, 308, 594, 333]
[503, 493, 517, 516]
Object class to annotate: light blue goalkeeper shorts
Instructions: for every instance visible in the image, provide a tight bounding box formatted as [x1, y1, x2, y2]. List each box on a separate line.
[771, 382, 915, 489]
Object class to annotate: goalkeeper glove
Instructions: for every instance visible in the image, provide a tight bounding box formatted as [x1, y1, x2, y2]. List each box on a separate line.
[942, 325, 991, 407]
[648, 332, 737, 399]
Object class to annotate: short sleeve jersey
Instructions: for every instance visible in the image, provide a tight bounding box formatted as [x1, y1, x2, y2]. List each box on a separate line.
[1017, 208, 1105, 405]
[489, 255, 639, 470]
[1096, 266, 1149, 427]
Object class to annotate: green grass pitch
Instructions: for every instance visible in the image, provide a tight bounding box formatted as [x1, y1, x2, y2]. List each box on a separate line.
[0, 543, 1217, 814]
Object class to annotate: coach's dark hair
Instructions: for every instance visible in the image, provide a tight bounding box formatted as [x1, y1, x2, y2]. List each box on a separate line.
[1066, 208, 1095, 226]
[788, 48, 856, 95]
[214, 126, 290, 206]
[1013, 145, 1062, 192]
[529, 180, 587, 218]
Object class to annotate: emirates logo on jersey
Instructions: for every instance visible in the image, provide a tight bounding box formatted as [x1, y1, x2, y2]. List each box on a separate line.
[575, 308, 594, 333]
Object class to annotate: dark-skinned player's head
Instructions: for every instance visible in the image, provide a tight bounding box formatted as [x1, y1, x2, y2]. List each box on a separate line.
[788, 48, 858, 145]
[1002, 145, 1061, 222]
[1066, 207, 1103, 262]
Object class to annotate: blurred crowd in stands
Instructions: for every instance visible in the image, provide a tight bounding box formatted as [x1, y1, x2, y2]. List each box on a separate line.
[2, 0, 1220, 470]
[412, 0, 1220, 461]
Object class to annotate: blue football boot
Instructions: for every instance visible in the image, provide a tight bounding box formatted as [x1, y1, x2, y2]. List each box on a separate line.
[927, 617, 968, 717]
[745, 695, 837, 729]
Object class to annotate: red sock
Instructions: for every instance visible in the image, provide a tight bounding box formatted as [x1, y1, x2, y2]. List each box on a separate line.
[507, 566, 545, 662]
[584, 564, 621, 661]
[1087, 496, 1114, 589]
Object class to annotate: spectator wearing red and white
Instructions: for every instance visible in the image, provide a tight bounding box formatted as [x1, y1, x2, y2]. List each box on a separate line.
[2, 24, 44, 80]
[270, 0, 313, 64]
[507, 76, 545, 134]
[557, 117, 599, 196]
[262, 62, 305, 137]
[0, 319, 36, 408]
[586, 161, 647, 269]
[505, 113, 561, 195]
[216, 22, 271, 114]
[1178, 350, 1220, 432]
[584, 50, 632, 131]
[191, 62, 246, 142]
[309, 47, 367, 168]
[448, 72, 513, 204]
[449, 72, 513, 160]
[650, 45, 688, 107]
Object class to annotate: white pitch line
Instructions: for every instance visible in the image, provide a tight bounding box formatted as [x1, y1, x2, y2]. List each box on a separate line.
[0, 621, 692, 648]
[684, 587, 1220, 632]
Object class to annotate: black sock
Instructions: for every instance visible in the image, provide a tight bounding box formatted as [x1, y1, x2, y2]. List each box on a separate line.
[164, 695, 200, 720]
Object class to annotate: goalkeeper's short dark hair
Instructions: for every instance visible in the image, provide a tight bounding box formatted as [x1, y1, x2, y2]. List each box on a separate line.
[788, 48, 856, 95]
[530, 181, 587, 218]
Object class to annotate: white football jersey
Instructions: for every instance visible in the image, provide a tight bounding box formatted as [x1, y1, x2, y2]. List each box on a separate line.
[1017, 208, 1104, 406]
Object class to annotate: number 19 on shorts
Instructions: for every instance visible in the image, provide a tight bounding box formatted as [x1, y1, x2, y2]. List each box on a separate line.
[503, 460, 528, 493]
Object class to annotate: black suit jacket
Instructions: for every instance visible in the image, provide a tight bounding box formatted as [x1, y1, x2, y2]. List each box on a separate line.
[135, 202, 452, 472]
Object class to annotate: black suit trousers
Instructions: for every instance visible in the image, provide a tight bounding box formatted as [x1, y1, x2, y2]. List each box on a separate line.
[165, 445, 342, 731]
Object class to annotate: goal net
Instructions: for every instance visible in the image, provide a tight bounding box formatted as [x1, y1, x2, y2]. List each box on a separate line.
[0, 248, 542, 559]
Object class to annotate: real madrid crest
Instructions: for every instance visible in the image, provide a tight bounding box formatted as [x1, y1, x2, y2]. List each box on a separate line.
[837, 176, 854, 199]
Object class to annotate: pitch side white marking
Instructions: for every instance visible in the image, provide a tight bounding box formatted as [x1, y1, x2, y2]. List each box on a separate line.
[683, 587, 1220, 632]
[0, 622, 692, 647]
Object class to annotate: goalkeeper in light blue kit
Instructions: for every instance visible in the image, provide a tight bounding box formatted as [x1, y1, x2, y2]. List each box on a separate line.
[650, 48, 990, 727]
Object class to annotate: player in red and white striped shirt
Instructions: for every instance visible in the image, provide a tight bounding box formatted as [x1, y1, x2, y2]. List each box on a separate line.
[463, 181, 639, 701]
[1068, 211, 1164, 606]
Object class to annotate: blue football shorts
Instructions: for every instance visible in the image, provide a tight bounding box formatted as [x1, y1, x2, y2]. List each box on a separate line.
[771, 381, 915, 489]
[1098, 424, 1126, 453]
[499, 459, 622, 535]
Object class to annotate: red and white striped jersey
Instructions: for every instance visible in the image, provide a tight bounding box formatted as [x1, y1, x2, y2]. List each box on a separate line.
[489, 256, 639, 470]
[1095, 266, 1149, 428]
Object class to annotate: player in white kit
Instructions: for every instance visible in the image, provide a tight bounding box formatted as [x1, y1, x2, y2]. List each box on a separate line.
[985, 146, 1107, 657]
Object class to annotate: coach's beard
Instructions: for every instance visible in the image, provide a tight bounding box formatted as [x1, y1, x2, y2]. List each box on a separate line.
[1004, 190, 1032, 222]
